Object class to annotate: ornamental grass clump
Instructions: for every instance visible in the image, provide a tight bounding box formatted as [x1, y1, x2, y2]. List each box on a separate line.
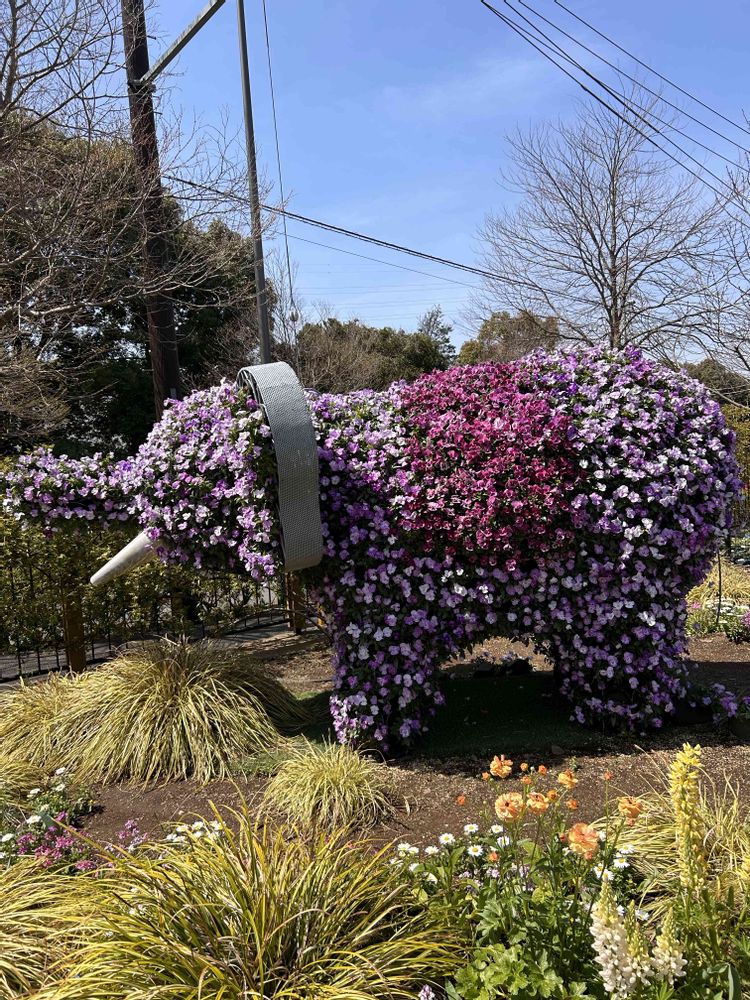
[0, 859, 91, 997]
[0, 754, 46, 815]
[262, 740, 398, 832]
[46, 814, 462, 1000]
[0, 638, 306, 784]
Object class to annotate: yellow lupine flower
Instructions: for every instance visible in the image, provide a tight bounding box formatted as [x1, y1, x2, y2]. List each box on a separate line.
[668, 743, 707, 893]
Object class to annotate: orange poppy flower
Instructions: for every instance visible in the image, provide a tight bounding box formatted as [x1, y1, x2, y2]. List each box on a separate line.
[538, 765, 548, 775]
[456, 794, 466, 806]
[495, 792, 524, 821]
[567, 822, 600, 860]
[565, 798, 579, 811]
[617, 796, 643, 820]
[557, 769, 578, 791]
[490, 755, 513, 779]
[527, 791, 549, 814]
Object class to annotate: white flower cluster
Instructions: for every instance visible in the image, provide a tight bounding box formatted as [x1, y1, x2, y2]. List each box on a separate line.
[165, 819, 221, 845]
[591, 880, 686, 998]
[652, 910, 687, 987]
[590, 881, 645, 999]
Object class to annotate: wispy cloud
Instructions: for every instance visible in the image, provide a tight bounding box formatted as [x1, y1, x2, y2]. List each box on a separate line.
[380, 55, 552, 123]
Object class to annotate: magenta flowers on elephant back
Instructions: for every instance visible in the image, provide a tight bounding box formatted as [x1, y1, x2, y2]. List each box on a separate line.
[4, 347, 741, 746]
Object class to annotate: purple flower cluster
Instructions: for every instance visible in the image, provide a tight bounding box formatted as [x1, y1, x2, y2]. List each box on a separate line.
[4, 349, 741, 746]
[3, 450, 130, 533]
[308, 347, 739, 742]
[118, 383, 279, 579]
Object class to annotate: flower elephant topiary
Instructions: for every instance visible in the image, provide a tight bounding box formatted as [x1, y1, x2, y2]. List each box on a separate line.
[5, 347, 741, 748]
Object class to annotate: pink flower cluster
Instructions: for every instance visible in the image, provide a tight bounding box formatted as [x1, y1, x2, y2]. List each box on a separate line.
[400, 364, 580, 560]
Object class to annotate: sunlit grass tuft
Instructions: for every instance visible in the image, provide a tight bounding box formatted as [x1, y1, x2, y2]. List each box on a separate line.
[263, 740, 399, 832]
[0, 859, 90, 997]
[619, 750, 750, 910]
[45, 812, 462, 1000]
[0, 754, 47, 815]
[688, 560, 750, 607]
[0, 638, 311, 785]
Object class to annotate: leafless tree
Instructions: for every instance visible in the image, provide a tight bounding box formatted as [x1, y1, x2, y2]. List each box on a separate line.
[0, 0, 272, 442]
[476, 84, 727, 355]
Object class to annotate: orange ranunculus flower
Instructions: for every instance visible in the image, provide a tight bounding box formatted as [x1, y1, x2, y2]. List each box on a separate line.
[567, 822, 600, 860]
[521, 775, 532, 786]
[603, 769, 614, 781]
[546, 789, 559, 802]
[527, 791, 549, 814]
[520, 762, 529, 772]
[538, 765, 548, 775]
[481, 772, 491, 781]
[557, 769, 578, 790]
[490, 755, 513, 779]
[617, 796, 643, 820]
[495, 792, 524, 821]
[565, 798, 579, 810]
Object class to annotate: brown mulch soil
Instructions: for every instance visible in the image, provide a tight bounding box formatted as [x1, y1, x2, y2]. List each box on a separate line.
[78, 630, 750, 848]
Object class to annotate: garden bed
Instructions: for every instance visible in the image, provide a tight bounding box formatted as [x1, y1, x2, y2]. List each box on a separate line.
[67, 629, 750, 848]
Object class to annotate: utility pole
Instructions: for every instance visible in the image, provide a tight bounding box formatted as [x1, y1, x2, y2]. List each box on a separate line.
[121, 0, 183, 416]
[236, 0, 272, 363]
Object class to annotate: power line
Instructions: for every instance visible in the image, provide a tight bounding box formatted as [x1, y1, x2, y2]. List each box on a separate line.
[165, 170, 499, 282]
[284, 233, 480, 287]
[260, 0, 296, 318]
[480, 1, 744, 212]
[507, 0, 750, 163]
[491, 0, 738, 196]
[553, 0, 750, 139]
[165, 174, 502, 287]
[262, 204, 506, 280]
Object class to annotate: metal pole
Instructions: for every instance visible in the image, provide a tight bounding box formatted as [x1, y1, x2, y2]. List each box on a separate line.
[236, 0, 272, 364]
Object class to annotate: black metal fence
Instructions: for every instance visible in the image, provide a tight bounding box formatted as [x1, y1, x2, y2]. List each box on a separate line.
[0, 521, 293, 682]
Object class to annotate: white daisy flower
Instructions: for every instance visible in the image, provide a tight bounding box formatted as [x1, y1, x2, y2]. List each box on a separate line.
[27, 788, 41, 799]
[439, 833, 455, 846]
[490, 824, 504, 834]
[463, 823, 479, 835]
[424, 845, 439, 856]
[467, 844, 483, 857]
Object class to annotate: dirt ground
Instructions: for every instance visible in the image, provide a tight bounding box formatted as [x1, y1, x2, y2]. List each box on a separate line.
[80, 629, 750, 848]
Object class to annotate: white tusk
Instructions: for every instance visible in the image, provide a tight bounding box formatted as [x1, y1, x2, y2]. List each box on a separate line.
[90, 531, 155, 586]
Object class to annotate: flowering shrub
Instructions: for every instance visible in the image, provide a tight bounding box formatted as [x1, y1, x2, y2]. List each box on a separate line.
[0, 768, 97, 872]
[396, 750, 750, 999]
[4, 348, 741, 747]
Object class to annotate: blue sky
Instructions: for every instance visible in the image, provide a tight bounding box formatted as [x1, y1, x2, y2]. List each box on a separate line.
[149, 0, 750, 347]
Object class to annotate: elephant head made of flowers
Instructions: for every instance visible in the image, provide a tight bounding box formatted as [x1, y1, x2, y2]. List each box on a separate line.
[9, 347, 741, 748]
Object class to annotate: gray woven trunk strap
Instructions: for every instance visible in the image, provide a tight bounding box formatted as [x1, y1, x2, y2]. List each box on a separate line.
[237, 361, 324, 572]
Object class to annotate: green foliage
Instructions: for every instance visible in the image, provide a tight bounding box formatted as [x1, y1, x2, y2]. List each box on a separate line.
[0, 637, 308, 784]
[458, 311, 559, 365]
[44, 816, 463, 999]
[286, 308, 456, 393]
[262, 740, 398, 832]
[0, 509, 281, 663]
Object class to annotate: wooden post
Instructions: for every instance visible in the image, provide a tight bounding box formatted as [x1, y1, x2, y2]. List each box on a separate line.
[285, 574, 306, 633]
[61, 587, 87, 673]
